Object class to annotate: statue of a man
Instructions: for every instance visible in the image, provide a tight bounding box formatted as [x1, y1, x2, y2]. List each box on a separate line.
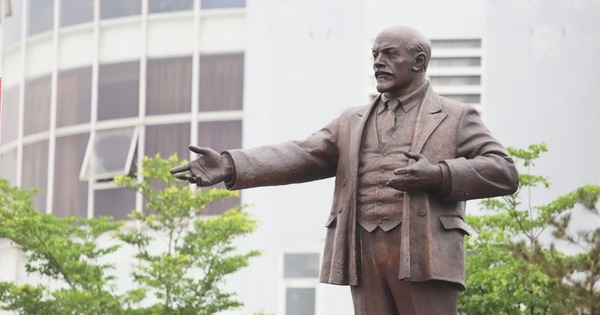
[171, 25, 519, 315]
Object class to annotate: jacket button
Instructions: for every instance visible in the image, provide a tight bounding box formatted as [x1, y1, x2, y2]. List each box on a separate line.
[418, 209, 426, 217]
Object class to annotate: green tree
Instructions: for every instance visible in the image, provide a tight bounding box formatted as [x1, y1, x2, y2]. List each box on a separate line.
[0, 178, 129, 314]
[115, 154, 261, 314]
[0, 154, 260, 314]
[459, 143, 600, 314]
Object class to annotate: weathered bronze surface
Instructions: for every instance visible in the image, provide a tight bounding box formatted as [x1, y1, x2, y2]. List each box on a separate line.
[171, 25, 519, 315]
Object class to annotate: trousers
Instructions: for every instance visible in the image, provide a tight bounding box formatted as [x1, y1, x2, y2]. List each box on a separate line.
[351, 225, 458, 315]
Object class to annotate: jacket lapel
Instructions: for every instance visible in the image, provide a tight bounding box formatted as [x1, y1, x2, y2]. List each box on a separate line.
[410, 87, 447, 154]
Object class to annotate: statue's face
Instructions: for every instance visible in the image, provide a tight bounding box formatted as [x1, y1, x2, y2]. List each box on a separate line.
[372, 31, 418, 98]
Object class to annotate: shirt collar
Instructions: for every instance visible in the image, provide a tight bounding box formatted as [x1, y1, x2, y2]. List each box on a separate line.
[378, 80, 430, 114]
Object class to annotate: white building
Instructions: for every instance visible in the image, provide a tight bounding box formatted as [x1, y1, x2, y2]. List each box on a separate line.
[1, 0, 598, 314]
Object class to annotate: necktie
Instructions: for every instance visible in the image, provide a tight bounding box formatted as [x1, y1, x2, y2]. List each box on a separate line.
[381, 99, 400, 143]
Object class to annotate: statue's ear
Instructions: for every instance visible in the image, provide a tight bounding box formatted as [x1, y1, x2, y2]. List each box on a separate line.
[413, 52, 427, 72]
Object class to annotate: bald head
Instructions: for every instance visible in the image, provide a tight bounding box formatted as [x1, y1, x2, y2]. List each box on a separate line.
[375, 26, 432, 72]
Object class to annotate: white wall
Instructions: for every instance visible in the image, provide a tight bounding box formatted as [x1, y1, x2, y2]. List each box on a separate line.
[484, 0, 600, 209]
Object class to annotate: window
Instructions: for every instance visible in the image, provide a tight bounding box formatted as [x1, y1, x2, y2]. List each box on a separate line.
[283, 253, 319, 315]
[201, 0, 245, 9]
[199, 53, 244, 111]
[145, 123, 191, 160]
[100, 0, 141, 20]
[146, 57, 192, 116]
[24, 75, 51, 136]
[22, 140, 49, 212]
[94, 186, 136, 219]
[286, 288, 316, 315]
[57, 67, 92, 127]
[60, 0, 94, 27]
[98, 61, 140, 121]
[4, 0, 23, 45]
[284, 253, 320, 278]
[80, 127, 139, 181]
[427, 38, 482, 107]
[0, 149, 18, 185]
[148, 0, 193, 13]
[28, 0, 54, 35]
[54, 133, 89, 217]
[1, 86, 20, 144]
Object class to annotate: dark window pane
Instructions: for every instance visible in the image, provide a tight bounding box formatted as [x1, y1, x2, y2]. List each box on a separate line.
[286, 288, 315, 315]
[146, 57, 192, 115]
[441, 94, 481, 104]
[148, 0, 193, 13]
[201, 0, 245, 9]
[54, 133, 89, 218]
[429, 76, 481, 86]
[98, 61, 139, 121]
[60, 0, 93, 27]
[57, 67, 92, 127]
[1, 85, 20, 144]
[28, 0, 54, 35]
[94, 187, 135, 219]
[22, 140, 49, 212]
[199, 53, 244, 111]
[284, 253, 320, 278]
[145, 123, 190, 160]
[100, 0, 141, 19]
[197, 120, 241, 215]
[82, 127, 138, 180]
[24, 75, 51, 136]
[0, 149, 18, 185]
[429, 57, 481, 68]
[4, 0, 23, 45]
[430, 39, 481, 49]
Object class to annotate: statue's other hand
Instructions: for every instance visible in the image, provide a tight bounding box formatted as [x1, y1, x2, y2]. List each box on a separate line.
[386, 152, 442, 192]
[170, 145, 228, 186]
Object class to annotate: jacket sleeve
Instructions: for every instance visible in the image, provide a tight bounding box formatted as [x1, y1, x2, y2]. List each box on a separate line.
[440, 106, 519, 201]
[223, 117, 341, 190]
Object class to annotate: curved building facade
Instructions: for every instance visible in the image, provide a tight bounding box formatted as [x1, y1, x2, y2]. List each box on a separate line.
[1, 0, 245, 218]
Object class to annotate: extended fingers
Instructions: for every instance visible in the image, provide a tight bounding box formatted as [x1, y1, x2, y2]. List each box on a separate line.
[170, 163, 190, 174]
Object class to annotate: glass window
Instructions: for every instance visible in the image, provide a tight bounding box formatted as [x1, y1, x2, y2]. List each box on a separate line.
[98, 61, 140, 121]
[199, 53, 244, 111]
[145, 123, 190, 160]
[4, 0, 23, 45]
[57, 67, 92, 127]
[54, 133, 89, 218]
[100, 0, 141, 19]
[201, 0, 245, 9]
[94, 187, 135, 219]
[24, 75, 51, 136]
[284, 253, 320, 278]
[286, 288, 316, 315]
[1, 85, 20, 144]
[429, 76, 481, 86]
[60, 0, 93, 27]
[148, 0, 193, 13]
[28, 0, 54, 35]
[0, 149, 18, 185]
[80, 127, 139, 180]
[22, 140, 49, 212]
[146, 57, 192, 115]
[429, 57, 481, 68]
[442, 94, 481, 104]
[430, 39, 481, 49]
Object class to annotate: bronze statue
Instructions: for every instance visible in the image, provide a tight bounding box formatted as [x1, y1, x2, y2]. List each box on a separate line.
[171, 25, 519, 315]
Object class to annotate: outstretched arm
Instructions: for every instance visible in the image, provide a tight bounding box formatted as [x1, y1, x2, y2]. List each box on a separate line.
[170, 145, 233, 186]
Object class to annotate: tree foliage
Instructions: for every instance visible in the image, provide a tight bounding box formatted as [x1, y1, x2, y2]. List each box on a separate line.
[0, 154, 259, 314]
[459, 143, 600, 315]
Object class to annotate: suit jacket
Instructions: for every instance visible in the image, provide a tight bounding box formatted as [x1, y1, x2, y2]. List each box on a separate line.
[225, 85, 519, 290]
